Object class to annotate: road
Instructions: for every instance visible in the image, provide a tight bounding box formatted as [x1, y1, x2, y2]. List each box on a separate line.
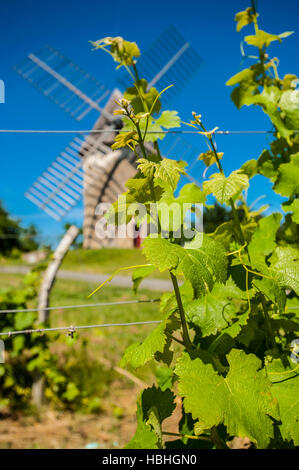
[0, 265, 173, 291]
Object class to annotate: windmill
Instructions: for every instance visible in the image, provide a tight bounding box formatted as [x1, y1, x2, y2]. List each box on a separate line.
[14, 27, 203, 248]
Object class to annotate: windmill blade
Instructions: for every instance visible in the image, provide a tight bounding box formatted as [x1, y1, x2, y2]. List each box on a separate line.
[158, 133, 202, 187]
[24, 130, 121, 222]
[24, 90, 124, 221]
[117, 26, 203, 105]
[18, 27, 203, 230]
[14, 45, 111, 121]
[25, 136, 86, 221]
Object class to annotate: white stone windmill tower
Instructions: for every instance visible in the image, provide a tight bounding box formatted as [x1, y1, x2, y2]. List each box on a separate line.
[14, 27, 202, 248]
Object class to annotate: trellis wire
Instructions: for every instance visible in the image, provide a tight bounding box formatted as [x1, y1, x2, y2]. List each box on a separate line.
[1, 129, 298, 135]
[1, 125, 298, 333]
[0, 298, 159, 314]
[0, 320, 162, 338]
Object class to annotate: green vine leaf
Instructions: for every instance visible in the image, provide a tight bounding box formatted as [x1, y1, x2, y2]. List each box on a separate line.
[155, 366, 173, 391]
[154, 159, 186, 191]
[137, 157, 186, 191]
[91, 8, 299, 450]
[184, 278, 250, 337]
[105, 173, 164, 226]
[235, 7, 258, 32]
[106, 173, 164, 226]
[126, 386, 175, 449]
[126, 174, 164, 202]
[253, 278, 286, 313]
[14, 311, 36, 330]
[141, 386, 176, 423]
[273, 152, 299, 197]
[244, 30, 293, 49]
[279, 89, 299, 130]
[269, 245, 299, 296]
[120, 322, 167, 369]
[177, 183, 205, 203]
[248, 213, 282, 270]
[123, 115, 162, 141]
[256, 149, 279, 180]
[226, 63, 267, 109]
[122, 110, 180, 141]
[120, 312, 179, 369]
[248, 86, 292, 139]
[90, 36, 140, 68]
[132, 265, 156, 293]
[282, 73, 298, 90]
[240, 159, 258, 178]
[283, 198, 299, 224]
[124, 79, 161, 115]
[159, 282, 193, 317]
[111, 130, 137, 150]
[227, 69, 293, 137]
[175, 349, 279, 448]
[142, 234, 228, 297]
[152, 183, 205, 233]
[155, 110, 181, 129]
[266, 358, 299, 446]
[125, 415, 159, 449]
[198, 150, 223, 167]
[226, 67, 256, 87]
[209, 310, 251, 352]
[203, 170, 249, 204]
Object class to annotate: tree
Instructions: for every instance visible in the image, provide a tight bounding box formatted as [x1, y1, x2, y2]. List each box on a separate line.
[0, 201, 39, 255]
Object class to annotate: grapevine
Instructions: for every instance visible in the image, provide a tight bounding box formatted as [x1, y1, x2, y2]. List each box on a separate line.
[90, 4, 299, 449]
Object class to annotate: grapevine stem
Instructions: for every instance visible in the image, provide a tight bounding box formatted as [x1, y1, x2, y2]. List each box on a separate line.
[211, 426, 224, 449]
[154, 141, 162, 160]
[251, 1, 259, 35]
[162, 431, 211, 442]
[131, 62, 149, 115]
[200, 121, 249, 256]
[229, 198, 247, 248]
[143, 142, 192, 352]
[170, 272, 192, 352]
[135, 122, 147, 158]
[261, 295, 277, 349]
[168, 333, 185, 347]
[132, 63, 141, 82]
[123, 64, 136, 82]
[200, 123, 224, 174]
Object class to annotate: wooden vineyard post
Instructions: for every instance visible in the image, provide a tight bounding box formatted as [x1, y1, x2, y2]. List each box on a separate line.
[32, 225, 80, 407]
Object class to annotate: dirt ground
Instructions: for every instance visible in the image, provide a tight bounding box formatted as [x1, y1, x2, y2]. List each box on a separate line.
[0, 381, 180, 449]
[0, 383, 138, 449]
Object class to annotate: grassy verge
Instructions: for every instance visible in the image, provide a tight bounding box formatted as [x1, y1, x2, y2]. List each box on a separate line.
[2, 248, 169, 279]
[0, 272, 164, 381]
[0, 273, 177, 448]
[61, 248, 169, 279]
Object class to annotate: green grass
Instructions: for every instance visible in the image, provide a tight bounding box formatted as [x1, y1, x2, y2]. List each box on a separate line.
[62, 248, 147, 273]
[61, 248, 169, 279]
[2, 247, 170, 278]
[49, 276, 162, 358]
[0, 272, 164, 378]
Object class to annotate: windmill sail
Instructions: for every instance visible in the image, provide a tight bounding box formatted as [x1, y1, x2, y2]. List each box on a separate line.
[25, 136, 85, 221]
[16, 27, 202, 243]
[117, 26, 203, 105]
[14, 45, 111, 122]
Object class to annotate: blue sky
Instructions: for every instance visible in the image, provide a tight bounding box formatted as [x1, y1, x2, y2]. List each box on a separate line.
[0, 0, 298, 245]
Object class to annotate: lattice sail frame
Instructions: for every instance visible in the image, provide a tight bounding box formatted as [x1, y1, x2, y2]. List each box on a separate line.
[15, 28, 203, 247]
[117, 25, 202, 106]
[14, 45, 111, 122]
